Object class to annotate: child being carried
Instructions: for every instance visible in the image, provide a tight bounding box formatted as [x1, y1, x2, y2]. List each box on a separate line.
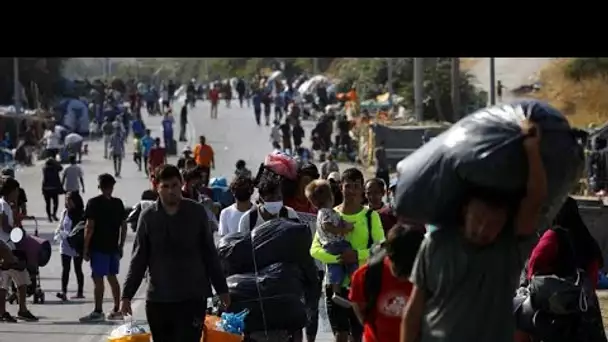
[305, 179, 355, 301]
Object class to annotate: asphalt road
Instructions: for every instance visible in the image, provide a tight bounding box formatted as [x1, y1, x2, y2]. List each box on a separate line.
[1, 99, 335, 341]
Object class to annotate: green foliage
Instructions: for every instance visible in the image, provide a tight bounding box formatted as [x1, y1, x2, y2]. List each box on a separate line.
[0, 58, 68, 108]
[564, 58, 608, 81]
[330, 58, 485, 122]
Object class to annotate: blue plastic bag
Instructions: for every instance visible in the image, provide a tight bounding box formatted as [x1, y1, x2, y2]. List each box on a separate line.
[216, 309, 249, 334]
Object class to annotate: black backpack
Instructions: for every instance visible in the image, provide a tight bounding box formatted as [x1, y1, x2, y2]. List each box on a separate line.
[362, 221, 424, 327]
[67, 221, 86, 255]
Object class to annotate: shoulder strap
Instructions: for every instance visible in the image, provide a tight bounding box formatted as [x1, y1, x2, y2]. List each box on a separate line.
[279, 206, 289, 218]
[249, 207, 259, 232]
[363, 253, 385, 325]
[366, 209, 374, 248]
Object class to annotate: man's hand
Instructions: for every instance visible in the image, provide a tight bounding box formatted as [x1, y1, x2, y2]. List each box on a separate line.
[120, 298, 132, 316]
[339, 249, 358, 264]
[520, 119, 541, 148]
[219, 293, 231, 309]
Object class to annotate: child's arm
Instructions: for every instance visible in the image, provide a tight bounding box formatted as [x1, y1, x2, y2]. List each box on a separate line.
[320, 219, 352, 236]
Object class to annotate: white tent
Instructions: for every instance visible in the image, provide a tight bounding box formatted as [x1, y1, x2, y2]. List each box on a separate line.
[297, 75, 329, 94]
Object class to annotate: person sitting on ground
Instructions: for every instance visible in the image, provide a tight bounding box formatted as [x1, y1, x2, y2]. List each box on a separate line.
[237, 168, 299, 233]
[218, 176, 254, 237]
[234, 159, 252, 179]
[305, 179, 354, 302]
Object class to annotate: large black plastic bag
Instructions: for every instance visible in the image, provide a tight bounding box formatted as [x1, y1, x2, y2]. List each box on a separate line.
[217, 232, 253, 276]
[217, 219, 313, 276]
[226, 262, 307, 332]
[395, 100, 584, 227]
[250, 218, 313, 270]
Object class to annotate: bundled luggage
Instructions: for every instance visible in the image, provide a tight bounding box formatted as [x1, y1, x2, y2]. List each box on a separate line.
[217, 218, 314, 276]
[225, 263, 307, 333]
[395, 100, 584, 227]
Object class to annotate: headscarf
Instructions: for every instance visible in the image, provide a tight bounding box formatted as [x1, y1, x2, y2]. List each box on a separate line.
[66, 191, 84, 224]
[553, 196, 604, 268]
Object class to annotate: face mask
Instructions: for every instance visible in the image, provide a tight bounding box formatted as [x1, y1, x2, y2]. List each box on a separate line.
[263, 201, 283, 215]
[234, 189, 252, 202]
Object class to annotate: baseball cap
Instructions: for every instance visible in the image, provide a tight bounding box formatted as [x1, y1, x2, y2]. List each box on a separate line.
[327, 172, 340, 182]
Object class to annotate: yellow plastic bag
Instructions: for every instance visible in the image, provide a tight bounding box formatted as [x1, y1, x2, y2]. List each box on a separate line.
[201, 315, 243, 342]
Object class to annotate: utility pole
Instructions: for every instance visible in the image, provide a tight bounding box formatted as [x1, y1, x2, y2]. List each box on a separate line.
[489, 57, 496, 105]
[451, 57, 461, 120]
[387, 58, 394, 107]
[13, 58, 20, 114]
[414, 58, 424, 121]
[313, 58, 319, 74]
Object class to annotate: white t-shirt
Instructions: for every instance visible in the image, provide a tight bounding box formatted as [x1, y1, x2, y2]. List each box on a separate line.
[237, 205, 298, 233]
[0, 198, 15, 250]
[218, 203, 251, 237]
[161, 90, 169, 101]
[65, 132, 83, 145]
[44, 129, 61, 149]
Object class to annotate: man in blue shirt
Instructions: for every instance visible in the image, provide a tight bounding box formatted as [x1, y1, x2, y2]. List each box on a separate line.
[131, 116, 145, 139]
[141, 129, 155, 177]
[161, 112, 174, 154]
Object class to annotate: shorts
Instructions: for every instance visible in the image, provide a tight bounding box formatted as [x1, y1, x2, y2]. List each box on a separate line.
[162, 100, 170, 107]
[90, 251, 120, 278]
[325, 285, 363, 336]
[1, 269, 31, 289]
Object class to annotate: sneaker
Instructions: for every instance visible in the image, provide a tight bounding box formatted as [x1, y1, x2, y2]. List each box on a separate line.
[107, 311, 123, 320]
[0, 312, 17, 323]
[56, 292, 67, 301]
[72, 293, 85, 299]
[79, 311, 105, 323]
[17, 310, 38, 322]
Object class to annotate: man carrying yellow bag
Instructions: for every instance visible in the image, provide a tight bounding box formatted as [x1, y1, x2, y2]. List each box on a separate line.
[120, 165, 230, 342]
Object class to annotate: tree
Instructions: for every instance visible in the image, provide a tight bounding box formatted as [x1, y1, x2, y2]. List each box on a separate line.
[330, 58, 486, 122]
[0, 58, 69, 108]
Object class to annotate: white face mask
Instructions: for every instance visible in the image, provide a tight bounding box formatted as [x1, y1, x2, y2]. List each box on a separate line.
[263, 201, 283, 215]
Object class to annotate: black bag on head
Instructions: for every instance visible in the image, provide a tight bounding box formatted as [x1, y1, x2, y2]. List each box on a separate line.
[395, 100, 584, 227]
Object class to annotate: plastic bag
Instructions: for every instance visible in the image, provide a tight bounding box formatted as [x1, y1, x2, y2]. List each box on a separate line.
[217, 219, 313, 276]
[204, 315, 244, 342]
[217, 232, 253, 276]
[395, 100, 584, 227]
[107, 317, 150, 342]
[216, 310, 249, 334]
[226, 263, 307, 332]
[250, 218, 313, 269]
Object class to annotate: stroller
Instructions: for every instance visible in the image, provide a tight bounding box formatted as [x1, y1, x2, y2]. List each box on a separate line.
[7, 217, 49, 304]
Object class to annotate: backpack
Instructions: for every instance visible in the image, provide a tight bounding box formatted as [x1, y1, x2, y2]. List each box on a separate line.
[362, 220, 424, 327]
[67, 221, 85, 256]
[248, 206, 299, 232]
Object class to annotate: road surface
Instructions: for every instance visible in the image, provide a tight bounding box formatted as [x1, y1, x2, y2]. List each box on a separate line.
[1, 99, 335, 342]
